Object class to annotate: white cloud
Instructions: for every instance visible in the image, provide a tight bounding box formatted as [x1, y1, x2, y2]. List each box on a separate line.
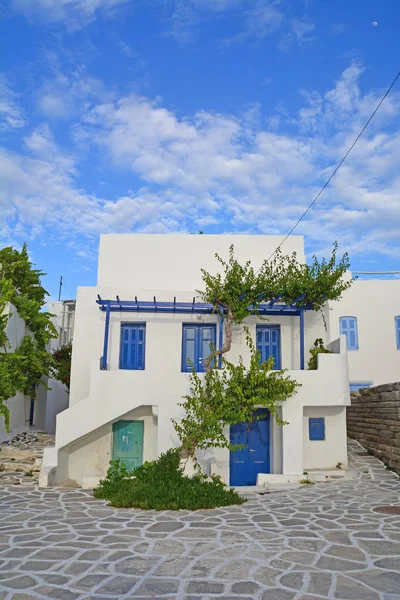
[0, 75, 26, 130]
[1, 62, 400, 268]
[37, 70, 106, 119]
[278, 16, 315, 51]
[237, 1, 284, 41]
[12, 0, 130, 29]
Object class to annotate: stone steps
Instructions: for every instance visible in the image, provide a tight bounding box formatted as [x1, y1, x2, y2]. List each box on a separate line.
[0, 431, 55, 486]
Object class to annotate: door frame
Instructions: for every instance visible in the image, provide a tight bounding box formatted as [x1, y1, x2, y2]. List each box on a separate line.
[111, 420, 144, 468]
[229, 409, 271, 486]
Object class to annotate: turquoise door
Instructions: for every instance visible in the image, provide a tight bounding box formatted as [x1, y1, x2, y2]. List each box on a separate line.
[112, 420, 144, 471]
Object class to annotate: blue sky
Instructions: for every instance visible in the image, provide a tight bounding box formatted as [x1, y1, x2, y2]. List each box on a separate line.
[0, 0, 399, 299]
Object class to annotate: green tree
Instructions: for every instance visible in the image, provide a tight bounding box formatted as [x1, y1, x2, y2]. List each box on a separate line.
[174, 243, 353, 459]
[0, 244, 57, 430]
[51, 342, 72, 391]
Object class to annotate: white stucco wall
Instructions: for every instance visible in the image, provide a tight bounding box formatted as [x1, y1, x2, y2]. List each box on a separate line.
[97, 234, 305, 290]
[303, 406, 348, 471]
[0, 303, 30, 442]
[36, 378, 69, 434]
[329, 279, 400, 387]
[39, 301, 74, 433]
[210, 335, 350, 481]
[60, 406, 158, 485]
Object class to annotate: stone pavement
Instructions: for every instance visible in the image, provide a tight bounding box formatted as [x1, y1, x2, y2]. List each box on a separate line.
[0, 439, 399, 600]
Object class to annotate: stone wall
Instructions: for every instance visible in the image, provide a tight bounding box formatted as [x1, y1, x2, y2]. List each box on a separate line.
[347, 382, 400, 472]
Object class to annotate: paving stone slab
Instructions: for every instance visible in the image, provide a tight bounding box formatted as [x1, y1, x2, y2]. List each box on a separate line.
[0, 438, 399, 599]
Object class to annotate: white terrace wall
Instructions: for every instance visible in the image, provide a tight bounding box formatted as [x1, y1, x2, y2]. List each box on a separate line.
[329, 279, 400, 387]
[69, 286, 329, 410]
[0, 303, 30, 442]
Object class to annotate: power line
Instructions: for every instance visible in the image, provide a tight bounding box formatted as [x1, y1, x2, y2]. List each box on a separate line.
[264, 69, 400, 264]
[353, 271, 400, 275]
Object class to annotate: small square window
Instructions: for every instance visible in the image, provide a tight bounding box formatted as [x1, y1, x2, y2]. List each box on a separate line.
[309, 417, 325, 441]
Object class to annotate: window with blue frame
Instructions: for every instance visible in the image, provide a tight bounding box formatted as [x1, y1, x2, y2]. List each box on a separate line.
[182, 324, 216, 372]
[256, 325, 281, 369]
[309, 418, 325, 441]
[119, 323, 146, 370]
[349, 382, 372, 392]
[339, 316, 358, 350]
[396, 316, 400, 349]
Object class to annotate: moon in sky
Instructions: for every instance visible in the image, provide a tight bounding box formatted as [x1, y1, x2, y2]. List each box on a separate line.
[372, 21, 378, 26]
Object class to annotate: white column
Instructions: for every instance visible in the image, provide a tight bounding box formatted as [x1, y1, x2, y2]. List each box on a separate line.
[281, 403, 304, 475]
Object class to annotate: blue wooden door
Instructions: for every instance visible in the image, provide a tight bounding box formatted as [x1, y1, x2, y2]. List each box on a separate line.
[229, 409, 270, 486]
[112, 420, 144, 471]
[257, 326, 281, 369]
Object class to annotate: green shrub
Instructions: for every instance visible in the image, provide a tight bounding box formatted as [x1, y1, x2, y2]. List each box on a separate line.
[307, 338, 332, 370]
[105, 458, 131, 482]
[94, 449, 246, 510]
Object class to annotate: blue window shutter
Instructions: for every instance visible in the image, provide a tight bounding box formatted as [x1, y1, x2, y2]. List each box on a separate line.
[182, 325, 216, 372]
[309, 418, 325, 441]
[340, 317, 358, 350]
[396, 317, 400, 350]
[119, 324, 146, 370]
[256, 325, 281, 369]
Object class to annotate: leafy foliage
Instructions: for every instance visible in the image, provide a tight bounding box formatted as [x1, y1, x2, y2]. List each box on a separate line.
[104, 458, 131, 482]
[52, 342, 72, 390]
[0, 244, 57, 430]
[200, 242, 352, 314]
[307, 338, 333, 370]
[198, 242, 353, 372]
[94, 450, 246, 510]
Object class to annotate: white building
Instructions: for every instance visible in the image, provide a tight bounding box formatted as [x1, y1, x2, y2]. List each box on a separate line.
[34, 300, 75, 434]
[41, 234, 354, 488]
[0, 300, 75, 442]
[329, 280, 400, 390]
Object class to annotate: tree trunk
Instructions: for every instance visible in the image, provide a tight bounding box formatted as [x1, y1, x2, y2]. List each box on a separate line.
[204, 305, 234, 375]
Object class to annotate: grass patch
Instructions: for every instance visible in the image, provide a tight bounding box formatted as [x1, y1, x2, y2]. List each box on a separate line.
[94, 450, 246, 511]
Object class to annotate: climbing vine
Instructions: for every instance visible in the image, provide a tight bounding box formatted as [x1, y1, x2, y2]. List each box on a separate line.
[0, 245, 57, 430]
[173, 332, 300, 457]
[174, 242, 353, 459]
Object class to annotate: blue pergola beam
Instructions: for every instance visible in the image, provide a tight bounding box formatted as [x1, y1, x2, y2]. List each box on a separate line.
[218, 308, 224, 369]
[299, 308, 305, 370]
[290, 293, 306, 306]
[269, 293, 282, 306]
[96, 296, 314, 371]
[96, 298, 313, 316]
[101, 302, 111, 370]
